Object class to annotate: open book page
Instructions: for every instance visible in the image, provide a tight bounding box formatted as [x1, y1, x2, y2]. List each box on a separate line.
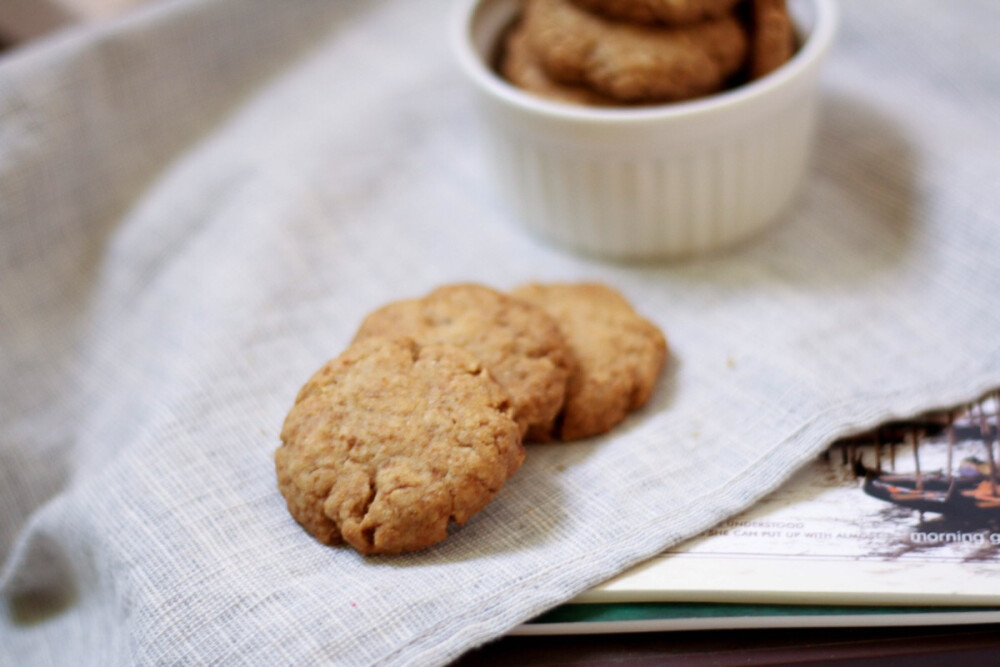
[578, 392, 1000, 606]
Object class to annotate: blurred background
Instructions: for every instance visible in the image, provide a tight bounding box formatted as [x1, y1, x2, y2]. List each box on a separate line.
[0, 0, 154, 48]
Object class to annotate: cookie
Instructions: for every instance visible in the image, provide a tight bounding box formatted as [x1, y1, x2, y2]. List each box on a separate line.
[749, 0, 795, 79]
[570, 0, 742, 25]
[353, 284, 573, 439]
[511, 283, 667, 441]
[500, 20, 620, 106]
[523, 0, 748, 103]
[275, 337, 524, 555]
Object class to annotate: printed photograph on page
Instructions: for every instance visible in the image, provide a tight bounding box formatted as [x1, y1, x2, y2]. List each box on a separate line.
[584, 391, 1000, 605]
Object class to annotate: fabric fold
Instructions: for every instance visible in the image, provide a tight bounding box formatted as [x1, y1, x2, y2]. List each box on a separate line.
[2, 1, 1000, 664]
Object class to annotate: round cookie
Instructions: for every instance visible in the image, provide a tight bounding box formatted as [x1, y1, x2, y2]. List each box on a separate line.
[500, 20, 619, 107]
[570, 0, 742, 25]
[749, 0, 795, 79]
[511, 283, 668, 441]
[275, 337, 524, 555]
[523, 0, 749, 103]
[353, 284, 573, 439]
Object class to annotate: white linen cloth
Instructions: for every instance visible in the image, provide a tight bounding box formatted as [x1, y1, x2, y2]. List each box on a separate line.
[2, 0, 999, 664]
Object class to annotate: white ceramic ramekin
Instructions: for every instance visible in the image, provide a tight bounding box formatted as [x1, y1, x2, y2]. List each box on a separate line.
[451, 0, 838, 260]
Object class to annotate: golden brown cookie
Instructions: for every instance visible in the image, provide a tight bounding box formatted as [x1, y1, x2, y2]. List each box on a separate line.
[275, 337, 524, 555]
[511, 283, 668, 441]
[353, 284, 573, 439]
[523, 0, 748, 103]
[500, 20, 620, 106]
[749, 0, 795, 79]
[570, 0, 742, 25]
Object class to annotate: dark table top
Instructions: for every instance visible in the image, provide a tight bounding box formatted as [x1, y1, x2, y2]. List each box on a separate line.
[455, 623, 1000, 665]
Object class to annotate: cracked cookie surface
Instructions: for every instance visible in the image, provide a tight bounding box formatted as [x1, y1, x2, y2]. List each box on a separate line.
[275, 336, 523, 555]
[512, 283, 668, 441]
[523, 0, 748, 103]
[353, 284, 573, 439]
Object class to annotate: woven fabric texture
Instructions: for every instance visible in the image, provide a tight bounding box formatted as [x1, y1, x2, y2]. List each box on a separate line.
[2, 0, 999, 664]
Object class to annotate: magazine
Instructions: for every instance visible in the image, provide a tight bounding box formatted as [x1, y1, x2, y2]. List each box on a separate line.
[514, 602, 1000, 635]
[580, 391, 1000, 606]
[516, 391, 1000, 634]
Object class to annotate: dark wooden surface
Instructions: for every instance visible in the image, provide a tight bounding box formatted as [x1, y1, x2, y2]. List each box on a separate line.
[454, 624, 1000, 665]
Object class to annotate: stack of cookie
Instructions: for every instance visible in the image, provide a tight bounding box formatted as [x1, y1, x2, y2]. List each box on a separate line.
[500, 0, 795, 106]
[275, 282, 668, 555]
